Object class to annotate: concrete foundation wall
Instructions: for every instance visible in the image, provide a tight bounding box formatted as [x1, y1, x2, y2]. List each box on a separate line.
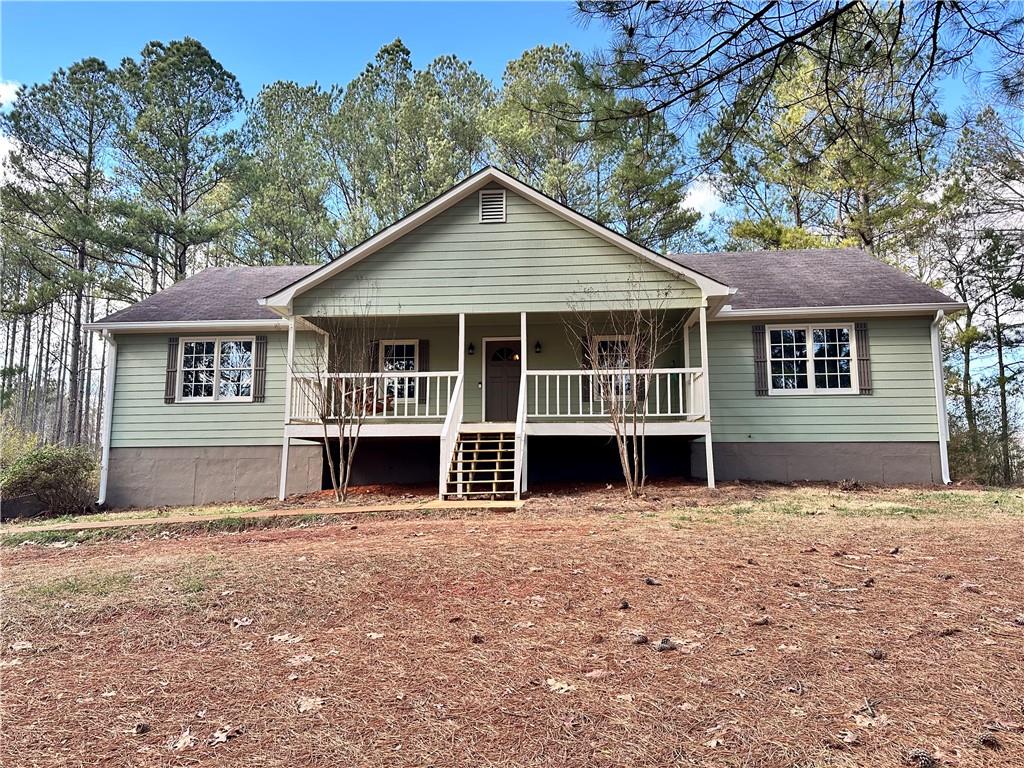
[691, 441, 943, 485]
[106, 444, 323, 508]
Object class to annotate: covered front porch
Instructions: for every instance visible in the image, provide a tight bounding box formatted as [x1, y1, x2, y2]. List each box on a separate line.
[278, 308, 716, 499]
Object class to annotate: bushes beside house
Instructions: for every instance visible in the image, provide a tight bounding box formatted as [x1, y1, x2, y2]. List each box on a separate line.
[1, 423, 98, 516]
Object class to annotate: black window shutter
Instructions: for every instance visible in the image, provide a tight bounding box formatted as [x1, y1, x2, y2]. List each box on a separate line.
[164, 336, 180, 404]
[417, 339, 430, 404]
[752, 324, 769, 396]
[253, 335, 268, 402]
[855, 322, 872, 395]
[367, 340, 380, 372]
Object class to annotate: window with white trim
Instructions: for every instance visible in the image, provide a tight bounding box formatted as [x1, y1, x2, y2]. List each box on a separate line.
[380, 340, 418, 400]
[767, 325, 856, 394]
[180, 338, 254, 401]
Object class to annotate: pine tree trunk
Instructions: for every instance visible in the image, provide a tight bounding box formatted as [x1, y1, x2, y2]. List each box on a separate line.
[53, 304, 70, 444]
[18, 313, 31, 426]
[66, 246, 87, 445]
[991, 296, 1012, 484]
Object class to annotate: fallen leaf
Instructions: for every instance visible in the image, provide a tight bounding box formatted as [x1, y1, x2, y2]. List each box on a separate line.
[286, 654, 314, 666]
[853, 712, 890, 728]
[366, 632, 384, 640]
[269, 633, 303, 643]
[296, 695, 324, 713]
[545, 678, 575, 694]
[0, 659, 22, 668]
[704, 737, 725, 748]
[615, 693, 634, 702]
[167, 728, 196, 751]
[208, 725, 242, 746]
[584, 669, 610, 679]
[10, 641, 32, 651]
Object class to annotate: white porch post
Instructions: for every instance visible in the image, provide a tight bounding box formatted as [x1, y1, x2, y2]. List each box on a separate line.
[519, 311, 528, 496]
[699, 305, 716, 489]
[278, 316, 296, 501]
[458, 313, 466, 376]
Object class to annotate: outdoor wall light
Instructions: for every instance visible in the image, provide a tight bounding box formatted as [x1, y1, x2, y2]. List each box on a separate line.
[467, 342, 475, 356]
[534, 341, 543, 355]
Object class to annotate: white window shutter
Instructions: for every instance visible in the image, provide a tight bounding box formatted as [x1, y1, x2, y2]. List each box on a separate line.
[479, 189, 506, 223]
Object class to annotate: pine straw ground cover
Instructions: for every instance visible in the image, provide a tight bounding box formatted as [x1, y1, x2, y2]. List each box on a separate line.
[2, 484, 1023, 767]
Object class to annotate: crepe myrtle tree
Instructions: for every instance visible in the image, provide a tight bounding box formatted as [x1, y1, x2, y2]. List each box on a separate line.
[564, 278, 684, 497]
[290, 287, 396, 502]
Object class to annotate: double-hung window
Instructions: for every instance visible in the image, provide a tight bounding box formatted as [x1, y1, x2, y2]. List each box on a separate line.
[380, 340, 418, 401]
[180, 338, 254, 401]
[767, 324, 857, 394]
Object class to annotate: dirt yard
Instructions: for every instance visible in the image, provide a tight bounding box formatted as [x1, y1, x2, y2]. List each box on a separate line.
[2, 483, 1023, 767]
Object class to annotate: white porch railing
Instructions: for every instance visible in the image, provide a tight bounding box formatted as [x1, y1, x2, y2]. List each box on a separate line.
[289, 371, 460, 422]
[438, 375, 465, 496]
[526, 368, 706, 420]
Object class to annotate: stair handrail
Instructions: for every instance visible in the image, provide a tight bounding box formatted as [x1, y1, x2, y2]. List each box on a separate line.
[438, 374, 465, 498]
[513, 368, 528, 499]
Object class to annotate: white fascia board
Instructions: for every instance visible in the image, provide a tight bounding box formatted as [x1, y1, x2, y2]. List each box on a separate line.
[259, 167, 733, 311]
[83, 319, 290, 333]
[712, 302, 969, 321]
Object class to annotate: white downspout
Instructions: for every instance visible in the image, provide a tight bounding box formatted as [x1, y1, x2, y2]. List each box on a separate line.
[930, 310, 951, 484]
[97, 331, 117, 506]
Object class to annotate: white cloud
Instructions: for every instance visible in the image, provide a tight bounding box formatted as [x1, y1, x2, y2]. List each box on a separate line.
[683, 179, 722, 216]
[0, 81, 21, 110]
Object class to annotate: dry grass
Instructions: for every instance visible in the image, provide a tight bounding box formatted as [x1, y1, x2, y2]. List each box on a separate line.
[2, 483, 1023, 767]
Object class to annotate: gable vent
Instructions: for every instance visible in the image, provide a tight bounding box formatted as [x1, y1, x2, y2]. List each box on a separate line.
[479, 189, 506, 223]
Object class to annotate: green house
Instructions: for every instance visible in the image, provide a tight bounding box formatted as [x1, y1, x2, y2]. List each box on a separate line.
[88, 168, 965, 507]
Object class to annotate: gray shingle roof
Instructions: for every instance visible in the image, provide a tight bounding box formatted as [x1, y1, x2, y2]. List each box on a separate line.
[96, 248, 959, 325]
[97, 266, 319, 324]
[669, 248, 958, 310]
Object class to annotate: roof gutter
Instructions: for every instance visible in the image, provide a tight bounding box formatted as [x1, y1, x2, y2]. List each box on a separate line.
[930, 310, 952, 484]
[84, 319, 290, 333]
[712, 302, 968, 321]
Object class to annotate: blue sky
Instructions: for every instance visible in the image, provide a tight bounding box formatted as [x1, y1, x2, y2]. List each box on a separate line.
[1, 1, 611, 98]
[0, 1, 987, 219]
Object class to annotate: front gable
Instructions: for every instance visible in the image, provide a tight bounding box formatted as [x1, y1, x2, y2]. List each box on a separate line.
[265, 168, 729, 318]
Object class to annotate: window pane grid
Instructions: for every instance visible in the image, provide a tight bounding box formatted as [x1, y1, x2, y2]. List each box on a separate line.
[768, 326, 854, 393]
[768, 329, 808, 390]
[179, 338, 254, 401]
[382, 342, 417, 400]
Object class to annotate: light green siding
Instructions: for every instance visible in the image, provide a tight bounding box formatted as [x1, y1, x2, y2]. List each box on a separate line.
[706, 317, 939, 442]
[110, 332, 309, 448]
[293, 186, 702, 316]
